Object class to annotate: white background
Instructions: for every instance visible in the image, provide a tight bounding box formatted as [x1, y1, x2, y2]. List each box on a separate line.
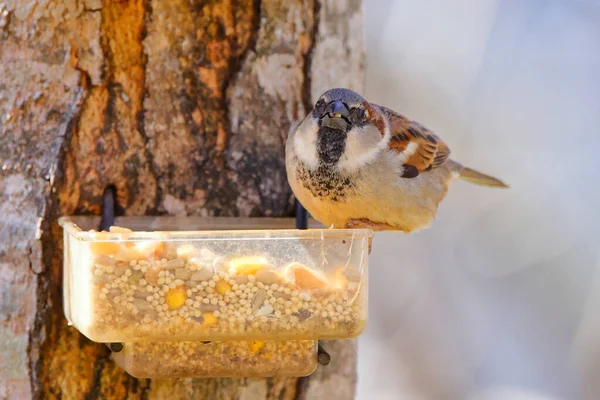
[359, 1, 600, 399]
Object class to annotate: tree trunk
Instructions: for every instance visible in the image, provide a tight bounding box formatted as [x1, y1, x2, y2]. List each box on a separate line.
[0, 0, 364, 398]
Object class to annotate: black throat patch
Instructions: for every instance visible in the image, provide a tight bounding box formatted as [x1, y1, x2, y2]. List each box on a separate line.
[295, 159, 354, 202]
[317, 126, 347, 166]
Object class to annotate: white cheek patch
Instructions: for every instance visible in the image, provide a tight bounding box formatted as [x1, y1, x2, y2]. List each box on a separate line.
[292, 117, 319, 169]
[337, 125, 390, 172]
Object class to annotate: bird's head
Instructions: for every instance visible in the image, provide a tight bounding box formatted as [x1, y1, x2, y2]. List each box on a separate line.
[291, 88, 390, 172]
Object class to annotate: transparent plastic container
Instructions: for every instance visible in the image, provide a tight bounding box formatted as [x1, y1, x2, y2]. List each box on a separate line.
[60, 216, 371, 343]
[111, 340, 318, 378]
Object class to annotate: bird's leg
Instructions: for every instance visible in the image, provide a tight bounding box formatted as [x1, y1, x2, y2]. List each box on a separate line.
[345, 218, 398, 254]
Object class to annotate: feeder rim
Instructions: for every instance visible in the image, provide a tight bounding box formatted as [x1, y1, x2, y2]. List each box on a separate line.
[58, 216, 374, 242]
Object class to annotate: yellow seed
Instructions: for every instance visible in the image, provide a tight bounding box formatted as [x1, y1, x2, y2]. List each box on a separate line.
[249, 340, 265, 353]
[166, 287, 187, 310]
[230, 256, 269, 275]
[89, 232, 121, 256]
[202, 312, 218, 326]
[285, 262, 328, 290]
[215, 279, 232, 295]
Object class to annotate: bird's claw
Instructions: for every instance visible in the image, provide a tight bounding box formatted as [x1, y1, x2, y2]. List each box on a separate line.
[345, 219, 379, 254]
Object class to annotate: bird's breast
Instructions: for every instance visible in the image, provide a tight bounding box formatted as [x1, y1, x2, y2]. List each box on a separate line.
[295, 162, 354, 203]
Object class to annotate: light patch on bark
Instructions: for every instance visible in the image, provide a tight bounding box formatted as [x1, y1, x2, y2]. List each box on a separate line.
[310, 0, 365, 103]
[163, 194, 187, 216]
[239, 380, 269, 400]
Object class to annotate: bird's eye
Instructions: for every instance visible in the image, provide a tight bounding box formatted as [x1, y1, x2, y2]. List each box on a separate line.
[315, 99, 325, 109]
[350, 107, 367, 124]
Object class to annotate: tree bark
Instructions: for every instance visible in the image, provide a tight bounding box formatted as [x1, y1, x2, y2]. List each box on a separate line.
[0, 0, 364, 399]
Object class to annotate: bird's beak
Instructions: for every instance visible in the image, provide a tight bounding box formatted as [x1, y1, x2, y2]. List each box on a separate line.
[320, 100, 350, 131]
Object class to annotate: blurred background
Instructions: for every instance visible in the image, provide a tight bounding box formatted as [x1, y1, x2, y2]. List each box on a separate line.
[359, 1, 600, 399]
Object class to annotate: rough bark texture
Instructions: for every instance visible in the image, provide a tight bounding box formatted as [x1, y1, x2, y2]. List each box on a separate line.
[0, 0, 364, 399]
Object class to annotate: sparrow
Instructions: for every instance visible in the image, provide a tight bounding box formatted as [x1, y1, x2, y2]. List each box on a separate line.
[285, 88, 508, 241]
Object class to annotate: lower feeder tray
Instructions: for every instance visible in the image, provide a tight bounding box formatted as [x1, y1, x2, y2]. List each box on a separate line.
[111, 339, 318, 378]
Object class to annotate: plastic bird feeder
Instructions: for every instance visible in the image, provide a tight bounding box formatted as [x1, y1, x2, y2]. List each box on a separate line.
[59, 208, 372, 378]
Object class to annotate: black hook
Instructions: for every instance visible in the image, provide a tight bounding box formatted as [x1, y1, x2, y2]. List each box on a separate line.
[99, 185, 117, 231]
[295, 199, 308, 230]
[106, 342, 123, 353]
[317, 343, 331, 366]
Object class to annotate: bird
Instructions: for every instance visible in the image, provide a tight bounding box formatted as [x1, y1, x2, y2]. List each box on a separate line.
[285, 88, 508, 246]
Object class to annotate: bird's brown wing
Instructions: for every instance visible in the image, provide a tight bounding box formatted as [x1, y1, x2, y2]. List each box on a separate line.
[376, 104, 450, 178]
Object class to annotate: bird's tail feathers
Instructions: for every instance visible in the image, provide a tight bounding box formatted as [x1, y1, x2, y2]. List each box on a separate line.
[459, 166, 509, 188]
